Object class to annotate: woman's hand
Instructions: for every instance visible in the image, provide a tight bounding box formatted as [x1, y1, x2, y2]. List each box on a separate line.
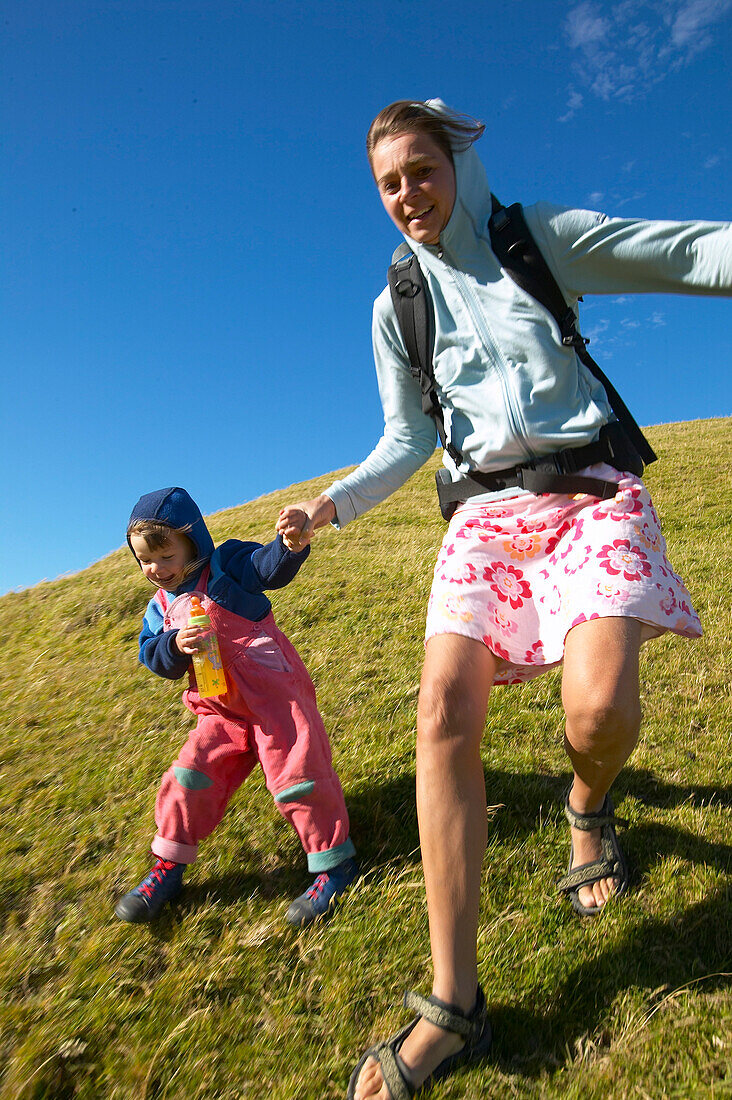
[276, 494, 336, 551]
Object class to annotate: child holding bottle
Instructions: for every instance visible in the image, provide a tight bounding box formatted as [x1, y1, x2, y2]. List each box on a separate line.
[116, 486, 357, 926]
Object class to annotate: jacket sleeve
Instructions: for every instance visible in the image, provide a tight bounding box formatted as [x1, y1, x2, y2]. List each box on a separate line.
[526, 203, 732, 301]
[214, 536, 311, 592]
[137, 595, 190, 680]
[326, 288, 438, 528]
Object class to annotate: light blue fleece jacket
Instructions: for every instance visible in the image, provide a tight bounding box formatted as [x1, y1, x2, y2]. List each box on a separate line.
[327, 102, 731, 527]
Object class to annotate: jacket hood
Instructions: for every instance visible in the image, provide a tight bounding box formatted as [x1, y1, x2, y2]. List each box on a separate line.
[407, 98, 493, 260]
[127, 487, 215, 564]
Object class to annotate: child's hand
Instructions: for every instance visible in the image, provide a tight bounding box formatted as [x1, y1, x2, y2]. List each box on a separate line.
[277, 506, 312, 551]
[174, 624, 208, 656]
[276, 495, 336, 551]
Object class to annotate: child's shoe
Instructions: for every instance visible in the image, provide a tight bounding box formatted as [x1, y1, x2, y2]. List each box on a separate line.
[114, 857, 184, 923]
[285, 857, 359, 927]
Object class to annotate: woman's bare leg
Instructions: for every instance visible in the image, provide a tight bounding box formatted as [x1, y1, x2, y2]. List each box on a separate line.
[353, 634, 496, 1100]
[562, 617, 642, 911]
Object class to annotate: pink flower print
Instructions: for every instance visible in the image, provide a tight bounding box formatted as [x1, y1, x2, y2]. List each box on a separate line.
[598, 539, 653, 581]
[570, 612, 601, 628]
[517, 508, 564, 534]
[441, 560, 478, 585]
[473, 522, 504, 542]
[524, 640, 545, 664]
[483, 562, 531, 609]
[564, 540, 592, 575]
[436, 593, 474, 623]
[503, 532, 542, 561]
[594, 485, 643, 522]
[658, 586, 677, 617]
[637, 521, 661, 552]
[545, 520, 573, 556]
[481, 506, 513, 519]
[486, 602, 519, 638]
[540, 584, 562, 616]
[483, 636, 511, 661]
[678, 597, 693, 618]
[596, 579, 630, 605]
[455, 516, 504, 541]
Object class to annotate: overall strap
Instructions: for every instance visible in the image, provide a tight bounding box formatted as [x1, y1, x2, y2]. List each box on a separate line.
[488, 200, 656, 467]
[156, 563, 211, 616]
[387, 244, 463, 467]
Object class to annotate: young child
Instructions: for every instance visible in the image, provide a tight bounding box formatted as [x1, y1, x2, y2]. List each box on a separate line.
[116, 486, 357, 926]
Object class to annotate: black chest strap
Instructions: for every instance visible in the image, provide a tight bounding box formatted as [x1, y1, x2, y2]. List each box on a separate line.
[488, 201, 656, 468]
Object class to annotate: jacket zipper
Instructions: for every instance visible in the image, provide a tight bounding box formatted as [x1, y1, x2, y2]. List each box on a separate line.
[437, 244, 533, 464]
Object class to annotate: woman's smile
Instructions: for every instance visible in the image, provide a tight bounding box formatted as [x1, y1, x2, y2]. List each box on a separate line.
[371, 131, 456, 245]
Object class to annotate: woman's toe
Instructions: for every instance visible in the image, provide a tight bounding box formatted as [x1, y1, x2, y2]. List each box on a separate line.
[354, 1056, 386, 1099]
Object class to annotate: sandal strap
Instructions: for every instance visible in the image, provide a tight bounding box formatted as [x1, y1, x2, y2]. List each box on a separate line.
[374, 1042, 415, 1100]
[563, 792, 627, 832]
[403, 987, 483, 1042]
[557, 856, 621, 894]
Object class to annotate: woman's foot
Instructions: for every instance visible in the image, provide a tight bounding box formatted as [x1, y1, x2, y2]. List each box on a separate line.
[558, 789, 628, 916]
[352, 1016, 465, 1099]
[568, 817, 618, 911]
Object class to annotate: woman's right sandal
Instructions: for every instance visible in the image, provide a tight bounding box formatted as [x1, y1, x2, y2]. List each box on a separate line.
[557, 790, 629, 917]
[347, 984, 492, 1099]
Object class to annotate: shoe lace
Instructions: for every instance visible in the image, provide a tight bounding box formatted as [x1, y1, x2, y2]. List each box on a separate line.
[305, 873, 329, 901]
[139, 859, 178, 899]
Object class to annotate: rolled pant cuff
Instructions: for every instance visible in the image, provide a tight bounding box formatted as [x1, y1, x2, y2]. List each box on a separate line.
[306, 836, 356, 873]
[152, 835, 198, 864]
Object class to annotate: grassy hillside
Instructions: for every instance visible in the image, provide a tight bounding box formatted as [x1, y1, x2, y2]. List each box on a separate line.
[0, 418, 730, 1100]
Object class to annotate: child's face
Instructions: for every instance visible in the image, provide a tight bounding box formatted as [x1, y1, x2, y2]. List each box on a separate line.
[130, 530, 195, 589]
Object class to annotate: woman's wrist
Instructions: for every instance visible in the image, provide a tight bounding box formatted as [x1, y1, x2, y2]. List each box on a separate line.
[312, 494, 336, 528]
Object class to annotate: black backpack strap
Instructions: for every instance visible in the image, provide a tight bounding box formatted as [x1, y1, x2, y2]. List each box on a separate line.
[488, 200, 656, 467]
[388, 245, 464, 467]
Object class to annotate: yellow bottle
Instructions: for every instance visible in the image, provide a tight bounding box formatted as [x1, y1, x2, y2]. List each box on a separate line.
[188, 596, 227, 698]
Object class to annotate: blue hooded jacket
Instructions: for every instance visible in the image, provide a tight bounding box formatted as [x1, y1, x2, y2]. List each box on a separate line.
[128, 487, 310, 679]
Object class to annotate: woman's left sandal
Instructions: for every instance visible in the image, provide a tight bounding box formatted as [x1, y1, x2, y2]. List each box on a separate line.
[557, 790, 629, 917]
[347, 984, 492, 1099]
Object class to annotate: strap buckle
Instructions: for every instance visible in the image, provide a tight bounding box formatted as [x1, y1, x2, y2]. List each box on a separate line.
[394, 278, 420, 299]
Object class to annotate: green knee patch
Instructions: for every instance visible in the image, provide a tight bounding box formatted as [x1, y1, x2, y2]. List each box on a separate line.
[274, 780, 315, 804]
[173, 766, 214, 791]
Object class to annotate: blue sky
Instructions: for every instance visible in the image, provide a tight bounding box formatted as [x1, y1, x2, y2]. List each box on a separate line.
[3, 0, 731, 594]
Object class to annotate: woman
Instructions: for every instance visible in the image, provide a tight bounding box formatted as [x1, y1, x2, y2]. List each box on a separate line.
[277, 100, 731, 1099]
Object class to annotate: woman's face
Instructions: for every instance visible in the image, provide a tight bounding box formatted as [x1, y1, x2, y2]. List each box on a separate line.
[371, 131, 456, 245]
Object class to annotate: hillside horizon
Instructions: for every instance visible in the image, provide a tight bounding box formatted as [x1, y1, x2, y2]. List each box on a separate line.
[3, 415, 729, 600]
[0, 416, 729, 1098]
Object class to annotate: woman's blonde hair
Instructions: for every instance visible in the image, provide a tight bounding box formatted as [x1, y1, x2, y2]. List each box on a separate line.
[366, 100, 485, 169]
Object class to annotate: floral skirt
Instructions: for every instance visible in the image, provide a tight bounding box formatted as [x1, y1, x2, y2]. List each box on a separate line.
[424, 463, 702, 685]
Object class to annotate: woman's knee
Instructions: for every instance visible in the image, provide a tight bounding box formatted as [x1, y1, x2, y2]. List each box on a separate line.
[564, 688, 642, 749]
[416, 672, 485, 750]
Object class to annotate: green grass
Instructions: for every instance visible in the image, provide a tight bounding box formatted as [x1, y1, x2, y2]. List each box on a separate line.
[0, 417, 730, 1099]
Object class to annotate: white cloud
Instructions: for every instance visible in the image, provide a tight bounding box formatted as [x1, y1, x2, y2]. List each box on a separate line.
[566, 2, 609, 47]
[587, 190, 605, 205]
[558, 88, 584, 122]
[671, 0, 732, 49]
[562, 0, 732, 106]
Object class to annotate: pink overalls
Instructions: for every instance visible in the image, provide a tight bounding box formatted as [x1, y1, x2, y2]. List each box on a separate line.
[150, 569, 354, 873]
